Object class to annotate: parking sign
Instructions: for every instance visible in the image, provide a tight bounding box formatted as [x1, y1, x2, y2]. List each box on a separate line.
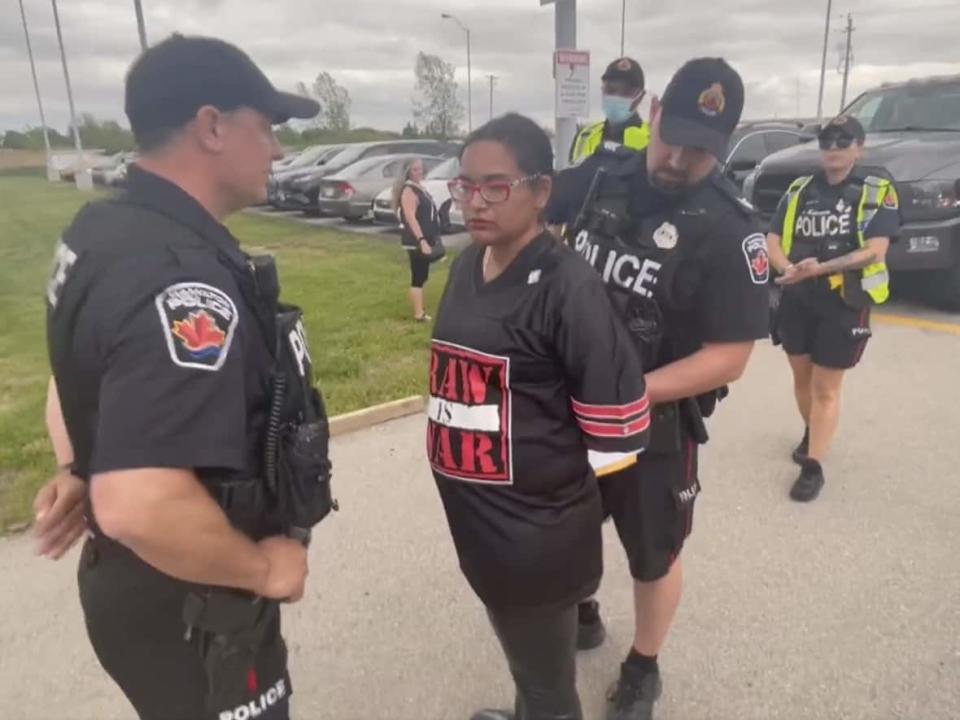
[554, 50, 590, 119]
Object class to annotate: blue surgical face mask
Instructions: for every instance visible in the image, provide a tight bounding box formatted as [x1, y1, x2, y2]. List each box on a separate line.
[602, 94, 638, 124]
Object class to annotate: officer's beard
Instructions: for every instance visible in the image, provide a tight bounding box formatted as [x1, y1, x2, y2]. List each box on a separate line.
[649, 169, 689, 196]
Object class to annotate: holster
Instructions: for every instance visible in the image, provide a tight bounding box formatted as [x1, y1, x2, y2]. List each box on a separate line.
[182, 590, 278, 713]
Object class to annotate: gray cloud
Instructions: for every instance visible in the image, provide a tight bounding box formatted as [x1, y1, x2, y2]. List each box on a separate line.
[3, 0, 959, 135]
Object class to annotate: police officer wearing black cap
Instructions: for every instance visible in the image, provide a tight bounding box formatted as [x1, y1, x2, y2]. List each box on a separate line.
[569, 57, 650, 165]
[767, 115, 898, 503]
[38, 34, 335, 720]
[558, 58, 769, 720]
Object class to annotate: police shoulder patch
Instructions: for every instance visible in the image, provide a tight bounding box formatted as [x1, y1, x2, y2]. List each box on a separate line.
[883, 186, 900, 209]
[741, 233, 770, 285]
[155, 282, 238, 371]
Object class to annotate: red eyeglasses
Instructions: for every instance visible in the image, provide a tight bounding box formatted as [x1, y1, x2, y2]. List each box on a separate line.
[448, 175, 541, 205]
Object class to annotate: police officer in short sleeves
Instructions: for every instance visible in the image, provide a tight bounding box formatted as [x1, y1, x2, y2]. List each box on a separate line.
[560, 59, 769, 720]
[41, 35, 321, 720]
[767, 115, 899, 502]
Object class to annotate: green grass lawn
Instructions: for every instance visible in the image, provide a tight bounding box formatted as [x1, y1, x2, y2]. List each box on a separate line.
[0, 174, 452, 531]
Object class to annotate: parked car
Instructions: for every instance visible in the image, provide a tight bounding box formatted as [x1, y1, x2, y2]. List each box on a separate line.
[267, 145, 345, 208]
[722, 121, 813, 189]
[287, 139, 458, 214]
[94, 152, 138, 187]
[372, 156, 464, 232]
[313, 153, 445, 221]
[58, 151, 116, 182]
[745, 75, 960, 308]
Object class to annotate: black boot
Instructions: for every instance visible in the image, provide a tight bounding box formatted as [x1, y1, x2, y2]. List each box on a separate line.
[791, 427, 809, 464]
[576, 599, 606, 651]
[790, 458, 825, 502]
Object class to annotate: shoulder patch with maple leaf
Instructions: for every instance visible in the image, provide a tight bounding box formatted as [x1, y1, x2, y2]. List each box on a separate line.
[155, 282, 239, 371]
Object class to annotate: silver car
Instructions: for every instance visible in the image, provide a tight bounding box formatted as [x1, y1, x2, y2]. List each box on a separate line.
[315, 154, 444, 221]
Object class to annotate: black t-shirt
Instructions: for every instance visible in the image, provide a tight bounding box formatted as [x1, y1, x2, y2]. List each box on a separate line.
[769, 172, 900, 304]
[566, 151, 770, 368]
[46, 166, 276, 537]
[429, 232, 649, 609]
[399, 182, 440, 248]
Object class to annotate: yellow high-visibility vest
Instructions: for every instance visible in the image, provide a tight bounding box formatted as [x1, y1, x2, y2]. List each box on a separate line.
[780, 174, 895, 305]
[570, 120, 649, 164]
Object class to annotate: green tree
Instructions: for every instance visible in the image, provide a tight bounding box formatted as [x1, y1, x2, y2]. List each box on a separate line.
[297, 71, 351, 132]
[411, 52, 463, 140]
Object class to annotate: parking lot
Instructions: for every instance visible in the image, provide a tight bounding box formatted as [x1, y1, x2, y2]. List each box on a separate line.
[2, 290, 958, 719]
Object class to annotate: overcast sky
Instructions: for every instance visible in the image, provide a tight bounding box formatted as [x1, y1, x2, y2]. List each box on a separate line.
[4, 0, 960, 135]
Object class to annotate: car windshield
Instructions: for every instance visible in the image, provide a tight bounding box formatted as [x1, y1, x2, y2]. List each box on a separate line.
[844, 81, 960, 132]
[426, 157, 459, 179]
[323, 144, 371, 171]
[336, 156, 393, 178]
[285, 146, 330, 169]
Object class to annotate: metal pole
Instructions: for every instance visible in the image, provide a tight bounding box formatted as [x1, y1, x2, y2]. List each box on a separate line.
[555, 0, 577, 170]
[840, 13, 854, 111]
[133, 0, 148, 51]
[51, 0, 91, 190]
[487, 75, 497, 119]
[816, 0, 832, 124]
[18, 0, 55, 180]
[466, 28, 472, 133]
[620, 0, 626, 57]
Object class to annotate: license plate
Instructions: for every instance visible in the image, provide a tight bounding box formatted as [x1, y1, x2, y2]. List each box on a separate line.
[322, 187, 336, 198]
[908, 236, 940, 253]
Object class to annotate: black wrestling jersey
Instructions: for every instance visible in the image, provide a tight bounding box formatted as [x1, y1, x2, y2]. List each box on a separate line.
[428, 232, 649, 608]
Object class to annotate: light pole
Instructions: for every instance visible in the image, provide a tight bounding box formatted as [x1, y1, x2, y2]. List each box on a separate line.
[441, 13, 472, 133]
[51, 0, 92, 190]
[620, 0, 626, 56]
[18, 0, 56, 181]
[487, 74, 498, 119]
[816, 0, 833, 125]
[133, 0, 148, 51]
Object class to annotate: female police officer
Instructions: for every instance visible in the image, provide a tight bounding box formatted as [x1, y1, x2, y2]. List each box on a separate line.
[768, 116, 899, 502]
[427, 113, 650, 720]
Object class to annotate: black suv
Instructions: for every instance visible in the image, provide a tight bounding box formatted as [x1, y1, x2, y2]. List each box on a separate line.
[745, 76, 960, 308]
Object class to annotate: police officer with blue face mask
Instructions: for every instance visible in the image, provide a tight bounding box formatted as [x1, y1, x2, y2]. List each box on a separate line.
[569, 57, 649, 165]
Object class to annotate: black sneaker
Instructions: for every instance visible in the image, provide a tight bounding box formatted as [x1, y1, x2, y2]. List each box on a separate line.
[790, 458, 825, 502]
[469, 711, 513, 720]
[791, 428, 809, 464]
[577, 599, 606, 651]
[605, 664, 662, 720]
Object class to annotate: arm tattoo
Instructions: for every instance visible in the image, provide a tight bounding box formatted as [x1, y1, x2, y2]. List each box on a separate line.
[818, 247, 880, 275]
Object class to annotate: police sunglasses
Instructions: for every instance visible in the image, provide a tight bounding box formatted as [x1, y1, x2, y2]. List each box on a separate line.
[448, 175, 542, 205]
[818, 134, 855, 150]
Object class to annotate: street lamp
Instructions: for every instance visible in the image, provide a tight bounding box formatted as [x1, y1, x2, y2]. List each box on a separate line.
[133, 0, 148, 51]
[17, 0, 56, 181]
[51, 0, 92, 190]
[441, 13, 472, 133]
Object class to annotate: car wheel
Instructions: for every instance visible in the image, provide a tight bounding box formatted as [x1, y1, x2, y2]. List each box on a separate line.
[929, 262, 960, 311]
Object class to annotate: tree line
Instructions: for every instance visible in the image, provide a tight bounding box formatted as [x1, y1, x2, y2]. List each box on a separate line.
[3, 51, 467, 154]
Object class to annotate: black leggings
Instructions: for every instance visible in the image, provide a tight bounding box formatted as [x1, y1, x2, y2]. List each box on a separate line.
[486, 603, 582, 720]
[408, 249, 430, 288]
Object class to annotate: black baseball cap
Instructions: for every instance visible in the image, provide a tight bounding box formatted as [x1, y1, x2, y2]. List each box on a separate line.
[602, 57, 645, 91]
[125, 34, 319, 141]
[658, 57, 745, 159]
[819, 115, 865, 143]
